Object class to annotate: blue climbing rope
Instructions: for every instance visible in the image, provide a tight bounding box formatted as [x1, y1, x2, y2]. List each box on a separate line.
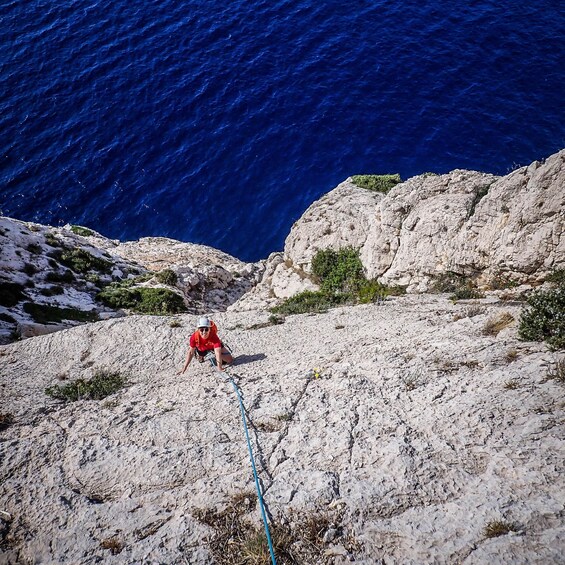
[210, 358, 277, 565]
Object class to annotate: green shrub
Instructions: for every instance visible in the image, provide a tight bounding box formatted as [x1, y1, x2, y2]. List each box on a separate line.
[450, 287, 484, 301]
[23, 302, 99, 324]
[432, 272, 483, 300]
[45, 270, 75, 284]
[59, 248, 112, 274]
[432, 272, 468, 293]
[546, 269, 565, 285]
[70, 225, 95, 237]
[26, 243, 42, 254]
[351, 174, 402, 193]
[519, 284, 565, 349]
[273, 247, 398, 316]
[271, 290, 352, 316]
[44, 233, 61, 247]
[97, 287, 186, 315]
[155, 269, 178, 286]
[23, 263, 37, 276]
[45, 370, 127, 402]
[85, 273, 101, 285]
[39, 285, 64, 296]
[358, 279, 389, 303]
[311, 247, 365, 293]
[387, 284, 408, 296]
[0, 281, 26, 307]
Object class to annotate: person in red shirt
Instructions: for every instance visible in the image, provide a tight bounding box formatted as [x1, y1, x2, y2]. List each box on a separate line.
[178, 317, 233, 373]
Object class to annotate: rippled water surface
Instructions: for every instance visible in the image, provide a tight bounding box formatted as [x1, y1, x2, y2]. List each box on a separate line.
[2, 1, 564, 260]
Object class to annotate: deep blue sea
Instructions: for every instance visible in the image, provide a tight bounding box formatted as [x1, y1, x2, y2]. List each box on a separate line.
[1, 1, 564, 261]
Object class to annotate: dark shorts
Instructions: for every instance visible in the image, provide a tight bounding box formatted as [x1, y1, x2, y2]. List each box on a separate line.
[196, 343, 223, 358]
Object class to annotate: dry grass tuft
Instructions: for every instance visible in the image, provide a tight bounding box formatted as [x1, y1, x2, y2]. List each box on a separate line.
[547, 358, 565, 385]
[483, 520, 518, 538]
[0, 413, 14, 431]
[192, 495, 358, 564]
[100, 536, 124, 554]
[453, 305, 486, 321]
[402, 370, 422, 390]
[504, 349, 518, 363]
[255, 420, 282, 433]
[483, 312, 515, 336]
[503, 380, 519, 390]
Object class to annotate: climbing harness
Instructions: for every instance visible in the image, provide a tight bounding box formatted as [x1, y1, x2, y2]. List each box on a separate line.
[208, 356, 277, 565]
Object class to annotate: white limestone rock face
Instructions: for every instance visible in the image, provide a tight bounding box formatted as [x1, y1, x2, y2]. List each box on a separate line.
[1, 296, 563, 563]
[284, 179, 382, 272]
[245, 149, 564, 303]
[112, 237, 263, 312]
[452, 150, 565, 282]
[228, 252, 286, 311]
[236, 180, 382, 309]
[361, 170, 499, 290]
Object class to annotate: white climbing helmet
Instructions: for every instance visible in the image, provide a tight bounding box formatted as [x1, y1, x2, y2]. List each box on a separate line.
[197, 316, 211, 328]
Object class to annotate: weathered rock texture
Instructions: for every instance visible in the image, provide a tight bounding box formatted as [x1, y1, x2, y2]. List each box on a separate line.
[0, 219, 262, 343]
[243, 150, 564, 307]
[1, 296, 564, 563]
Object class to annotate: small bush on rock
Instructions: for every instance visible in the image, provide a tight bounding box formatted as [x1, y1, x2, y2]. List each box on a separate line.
[44, 233, 61, 247]
[483, 520, 518, 539]
[311, 247, 365, 293]
[274, 247, 393, 316]
[97, 287, 187, 315]
[519, 284, 565, 349]
[351, 174, 401, 193]
[23, 302, 99, 324]
[46, 370, 127, 402]
[358, 279, 389, 303]
[70, 225, 95, 237]
[59, 247, 112, 274]
[155, 269, 178, 286]
[0, 281, 26, 307]
[546, 269, 565, 285]
[271, 290, 352, 316]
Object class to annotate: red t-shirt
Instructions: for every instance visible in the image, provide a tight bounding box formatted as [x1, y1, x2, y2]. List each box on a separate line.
[189, 328, 221, 351]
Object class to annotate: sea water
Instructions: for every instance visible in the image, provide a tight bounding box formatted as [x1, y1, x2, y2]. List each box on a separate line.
[1, 1, 564, 261]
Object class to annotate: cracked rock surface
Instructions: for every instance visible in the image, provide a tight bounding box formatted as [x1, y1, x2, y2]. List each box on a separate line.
[1, 294, 563, 563]
[241, 149, 564, 309]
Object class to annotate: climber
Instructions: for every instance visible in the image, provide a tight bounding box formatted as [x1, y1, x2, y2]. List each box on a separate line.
[178, 317, 233, 373]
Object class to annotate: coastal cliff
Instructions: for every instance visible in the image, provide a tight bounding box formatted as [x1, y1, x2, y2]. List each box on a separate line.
[1, 150, 564, 564]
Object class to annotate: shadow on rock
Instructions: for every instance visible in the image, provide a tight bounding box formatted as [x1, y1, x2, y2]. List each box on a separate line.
[233, 353, 267, 366]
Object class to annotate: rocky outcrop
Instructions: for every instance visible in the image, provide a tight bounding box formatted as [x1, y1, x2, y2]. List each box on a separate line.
[112, 236, 263, 311]
[243, 149, 564, 307]
[1, 295, 563, 563]
[0, 219, 262, 344]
